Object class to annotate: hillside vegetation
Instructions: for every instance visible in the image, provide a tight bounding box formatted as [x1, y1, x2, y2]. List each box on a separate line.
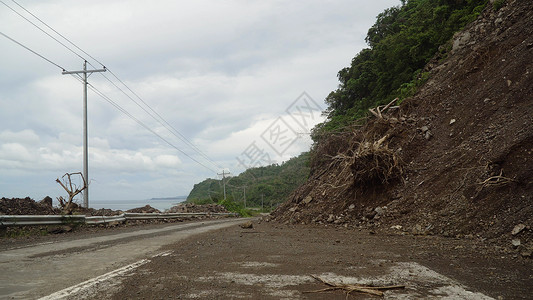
[314, 0, 488, 138]
[187, 152, 310, 209]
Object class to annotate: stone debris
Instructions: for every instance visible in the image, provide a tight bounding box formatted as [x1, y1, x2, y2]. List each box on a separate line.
[511, 224, 526, 235]
[239, 221, 254, 229]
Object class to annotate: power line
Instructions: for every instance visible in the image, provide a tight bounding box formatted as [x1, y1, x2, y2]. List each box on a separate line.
[10, 0, 106, 68]
[4, 0, 223, 172]
[84, 81, 219, 174]
[0, 31, 65, 70]
[98, 69, 223, 170]
[1, 0, 86, 62]
[8, 0, 219, 169]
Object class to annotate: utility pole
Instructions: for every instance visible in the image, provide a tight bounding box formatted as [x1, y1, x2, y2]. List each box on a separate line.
[217, 170, 230, 200]
[243, 186, 246, 208]
[62, 61, 106, 208]
[261, 193, 264, 211]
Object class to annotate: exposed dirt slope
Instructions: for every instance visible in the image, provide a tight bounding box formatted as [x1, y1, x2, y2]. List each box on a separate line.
[272, 0, 533, 253]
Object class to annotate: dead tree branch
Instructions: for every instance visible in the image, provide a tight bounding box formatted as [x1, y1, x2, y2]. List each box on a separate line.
[369, 98, 399, 119]
[56, 172, 87, 214]
[304, 275, 405, 298]
[478, 169, 516, 190]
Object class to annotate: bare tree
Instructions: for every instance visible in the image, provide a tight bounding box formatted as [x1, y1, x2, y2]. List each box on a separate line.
[56, 172, 87, 214]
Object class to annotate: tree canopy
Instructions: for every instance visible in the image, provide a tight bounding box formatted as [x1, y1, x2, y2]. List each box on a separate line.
[314, 0, 488, 140]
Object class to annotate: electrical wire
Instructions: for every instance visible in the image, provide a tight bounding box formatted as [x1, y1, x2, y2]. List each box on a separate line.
[4, 0, 223, 172]
[1, 0, 86, 62]
[84, 81, 219, 174]
[10, 0, 106, 68]
[0, 30, 65, 70]
[97, 69, 223, 170]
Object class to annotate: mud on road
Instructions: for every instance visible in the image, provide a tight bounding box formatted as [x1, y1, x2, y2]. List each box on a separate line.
[87, 221, 532, 300]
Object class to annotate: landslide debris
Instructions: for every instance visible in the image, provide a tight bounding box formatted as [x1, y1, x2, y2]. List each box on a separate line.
[0, 197, 60, 215]
[0, 197, 230, 216]
[166, 203, 230, 214]
[272, 0, 533, 250]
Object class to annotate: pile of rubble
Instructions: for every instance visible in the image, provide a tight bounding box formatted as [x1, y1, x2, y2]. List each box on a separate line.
[0, 197, 60, 215]
[167, 203, 229, 214]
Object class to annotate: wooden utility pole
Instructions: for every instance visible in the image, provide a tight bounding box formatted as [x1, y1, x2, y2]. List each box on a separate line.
[62, 61, 106, 208]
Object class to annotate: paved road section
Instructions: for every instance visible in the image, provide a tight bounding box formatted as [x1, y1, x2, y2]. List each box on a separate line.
[0, 218, 247, 299]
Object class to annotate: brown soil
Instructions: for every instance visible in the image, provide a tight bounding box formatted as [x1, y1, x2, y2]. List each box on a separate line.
[272, 0, 532, 255]
[99, 221, 532, 299]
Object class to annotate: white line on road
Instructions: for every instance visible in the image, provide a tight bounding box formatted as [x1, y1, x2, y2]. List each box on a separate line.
[38, 250, 174, 300]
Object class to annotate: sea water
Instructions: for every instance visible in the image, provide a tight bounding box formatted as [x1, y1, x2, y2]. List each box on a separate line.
[54, 197, 187, 212]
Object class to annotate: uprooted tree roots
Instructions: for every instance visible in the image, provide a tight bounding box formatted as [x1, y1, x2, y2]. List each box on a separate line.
[351, 134, 403, 187]
[329, 133, 404, 190]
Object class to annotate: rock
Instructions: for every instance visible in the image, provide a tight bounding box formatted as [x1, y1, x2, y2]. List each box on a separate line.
[391, 225, 403, 230]
[452, 31, 471, 52]
[327, 214, 335, 223]
[48, 225, 73, 234]
[39, 196, 53, 207]
[511, 224, 526, 235]
[302, 196, 313, 205]
[348, 204, 355, 210]
[449, 119, 456, 125]
[424, 130, 432, 140]
[511, 239, 521, 248]
[239, 221, 253, 229]
[412, 224, 430, 235]
[374, 207, 385, 215]
[421, 126, 429, 133]
[289, 207, 297, 212]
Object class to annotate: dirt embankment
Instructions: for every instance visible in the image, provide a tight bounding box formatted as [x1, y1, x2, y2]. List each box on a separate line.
[272, 0, 533, 257]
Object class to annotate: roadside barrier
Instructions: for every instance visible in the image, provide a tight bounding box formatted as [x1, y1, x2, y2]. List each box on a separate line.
[0, 212, 238, 226]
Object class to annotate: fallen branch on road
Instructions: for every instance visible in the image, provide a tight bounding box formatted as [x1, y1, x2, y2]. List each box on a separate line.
[304, 275, 405, 298]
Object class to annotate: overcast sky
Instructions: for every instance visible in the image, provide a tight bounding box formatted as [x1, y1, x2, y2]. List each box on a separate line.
[0, 0, 400, 203]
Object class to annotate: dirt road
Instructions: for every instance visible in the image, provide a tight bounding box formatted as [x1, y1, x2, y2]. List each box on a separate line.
[47, 220, 533, 300]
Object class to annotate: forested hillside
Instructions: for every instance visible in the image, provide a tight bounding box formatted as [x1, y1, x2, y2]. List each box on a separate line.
[313, 0, 488, 138]
[187, 152, 310, 208]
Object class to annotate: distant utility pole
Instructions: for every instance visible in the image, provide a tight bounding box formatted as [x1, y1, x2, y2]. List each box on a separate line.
[243, 186, 246, 208]
[62, 61, 106, 208]
[217, 170, 230, 200]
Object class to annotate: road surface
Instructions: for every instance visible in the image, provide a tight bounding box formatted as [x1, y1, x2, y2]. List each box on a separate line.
[0, 218, 247, 299]
[1, 219, 531, 299]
